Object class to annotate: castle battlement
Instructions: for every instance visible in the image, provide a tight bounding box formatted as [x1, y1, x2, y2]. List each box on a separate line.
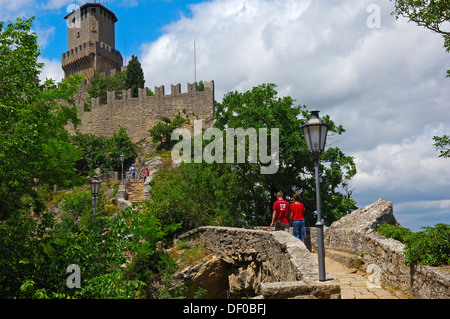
[62, 40, 123, 79]
[70, 81, 216, 143]
[62, 40, 122, 61]
[88, 81, 214, 110]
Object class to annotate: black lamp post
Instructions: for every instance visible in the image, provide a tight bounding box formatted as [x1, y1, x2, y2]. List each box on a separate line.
[120, 153, 125, 185]
[90, 176, 101, 221]
[301, 109, 329, 282]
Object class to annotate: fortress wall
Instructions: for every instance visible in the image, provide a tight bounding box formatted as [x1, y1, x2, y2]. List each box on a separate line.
[69, 80, 215, 143]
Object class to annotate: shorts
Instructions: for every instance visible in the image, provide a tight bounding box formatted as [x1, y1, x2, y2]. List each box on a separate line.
[274, 220, 289, 232]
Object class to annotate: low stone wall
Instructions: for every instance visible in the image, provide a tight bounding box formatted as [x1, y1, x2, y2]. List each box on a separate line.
[178, 226, 340, 299]
[355, 230, 449, 299]
[322, 198, 450, 299]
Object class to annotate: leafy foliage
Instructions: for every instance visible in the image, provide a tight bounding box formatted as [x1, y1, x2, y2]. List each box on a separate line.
[0, 17, 84, 220]
[214, 83, 357, 225]
[87, 69, 127, 105]
[71, 127, 138, 176]
[433, 135, 450, 158]
[149, 113, 189, 150]
[0, 186, 180, 299]
[147, 83, 357, 233]
[376, 223, 450, 266]
[376, 223, 414, 242]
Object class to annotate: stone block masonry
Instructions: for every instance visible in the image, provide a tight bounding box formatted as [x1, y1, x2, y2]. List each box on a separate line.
[67, 81, 215, 143]
[323, 198, 450, 299]
[178, 226, 341, 299]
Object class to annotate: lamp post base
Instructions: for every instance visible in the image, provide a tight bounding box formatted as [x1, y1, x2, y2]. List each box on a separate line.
[316, 221, 326, 281]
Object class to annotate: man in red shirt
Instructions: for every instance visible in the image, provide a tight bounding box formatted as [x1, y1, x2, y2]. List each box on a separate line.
[271, 191, 290, 231]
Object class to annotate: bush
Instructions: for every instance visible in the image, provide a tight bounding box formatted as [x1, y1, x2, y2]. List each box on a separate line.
[375, 223, 414, 243]
[376, 223, 450, 267]
[403, 223, 450, 267]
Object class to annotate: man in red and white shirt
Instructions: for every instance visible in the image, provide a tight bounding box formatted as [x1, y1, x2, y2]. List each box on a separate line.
[271, 191, 290, 231]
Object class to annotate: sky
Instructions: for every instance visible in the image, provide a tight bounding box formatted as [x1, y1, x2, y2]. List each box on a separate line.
[1, 0, 449, 231]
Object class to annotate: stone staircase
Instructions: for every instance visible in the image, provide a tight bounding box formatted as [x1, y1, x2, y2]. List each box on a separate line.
[127, 180, 144, 204]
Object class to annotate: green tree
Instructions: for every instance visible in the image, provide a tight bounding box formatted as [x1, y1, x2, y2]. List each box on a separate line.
[0, 197, 178, 298]
[0, 17, 84, 220]
[149, 113, 189, 150]
[214, 83, 357, 225]
[148, 83, 356, 229]
[71, 127, 138, 176]
[125, 54, 145, 98]
[87, 69, 127, 105]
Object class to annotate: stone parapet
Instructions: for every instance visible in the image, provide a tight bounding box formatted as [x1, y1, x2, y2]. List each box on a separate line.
[68, 81, 215, 143]
[322, 198, 450, 299]
[178, 226, 340, 299]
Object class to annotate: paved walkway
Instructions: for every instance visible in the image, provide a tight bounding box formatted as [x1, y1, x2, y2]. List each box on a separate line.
[313, 253, 402, 299]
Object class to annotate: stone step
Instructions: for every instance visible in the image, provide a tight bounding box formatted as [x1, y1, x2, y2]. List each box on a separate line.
[128, 181, 144, 203]
[325, 249, 363, 270]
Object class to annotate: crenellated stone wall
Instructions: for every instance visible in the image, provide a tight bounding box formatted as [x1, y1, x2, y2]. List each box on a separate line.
[67, 81, 216, 143]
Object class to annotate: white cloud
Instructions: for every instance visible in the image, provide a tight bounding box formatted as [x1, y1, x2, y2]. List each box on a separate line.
[351, 123, 450, 203]
[41, 0, 73, 10]
[138, 0, 450, 230]
[38, 57, 64, 82]
[0, 0, 35, 20]
[34, 25, 55, 48]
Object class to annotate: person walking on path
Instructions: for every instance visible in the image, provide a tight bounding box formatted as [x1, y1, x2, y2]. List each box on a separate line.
[290, 193, 306, 241]
[129, 164, 136, 180]
[144, 167, 149, 183]
[270, 191, 290, 231]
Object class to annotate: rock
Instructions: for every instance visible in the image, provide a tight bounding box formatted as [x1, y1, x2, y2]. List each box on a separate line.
[326, 198, 401, 256]
[175, 256, 229, 299]
[260, 281, 309, 299]
[117, 198, 132, 210]
[329, 198, 400, 232]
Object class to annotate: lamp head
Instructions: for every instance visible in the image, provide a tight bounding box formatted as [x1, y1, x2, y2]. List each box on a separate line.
[301, 109, 329, 154]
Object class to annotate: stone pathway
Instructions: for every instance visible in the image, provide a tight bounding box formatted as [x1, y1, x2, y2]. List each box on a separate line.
[313, 253, 401, 299]
[128, 180, 144, 204]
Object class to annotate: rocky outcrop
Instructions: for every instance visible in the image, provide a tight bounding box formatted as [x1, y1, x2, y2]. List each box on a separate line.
[174, 255, 229, 299]
[325, 198, 400, 254]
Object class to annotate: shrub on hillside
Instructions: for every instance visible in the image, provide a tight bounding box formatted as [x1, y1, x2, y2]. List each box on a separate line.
[376, 223, 449, 267]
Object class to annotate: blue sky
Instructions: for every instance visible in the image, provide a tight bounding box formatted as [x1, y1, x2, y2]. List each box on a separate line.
[0, 0, 206, 75]
[1, 0, 450, 231]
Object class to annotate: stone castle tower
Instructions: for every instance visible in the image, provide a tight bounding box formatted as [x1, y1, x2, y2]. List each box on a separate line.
[62, 2, 123, 80]
[63, 2, 216, 143]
